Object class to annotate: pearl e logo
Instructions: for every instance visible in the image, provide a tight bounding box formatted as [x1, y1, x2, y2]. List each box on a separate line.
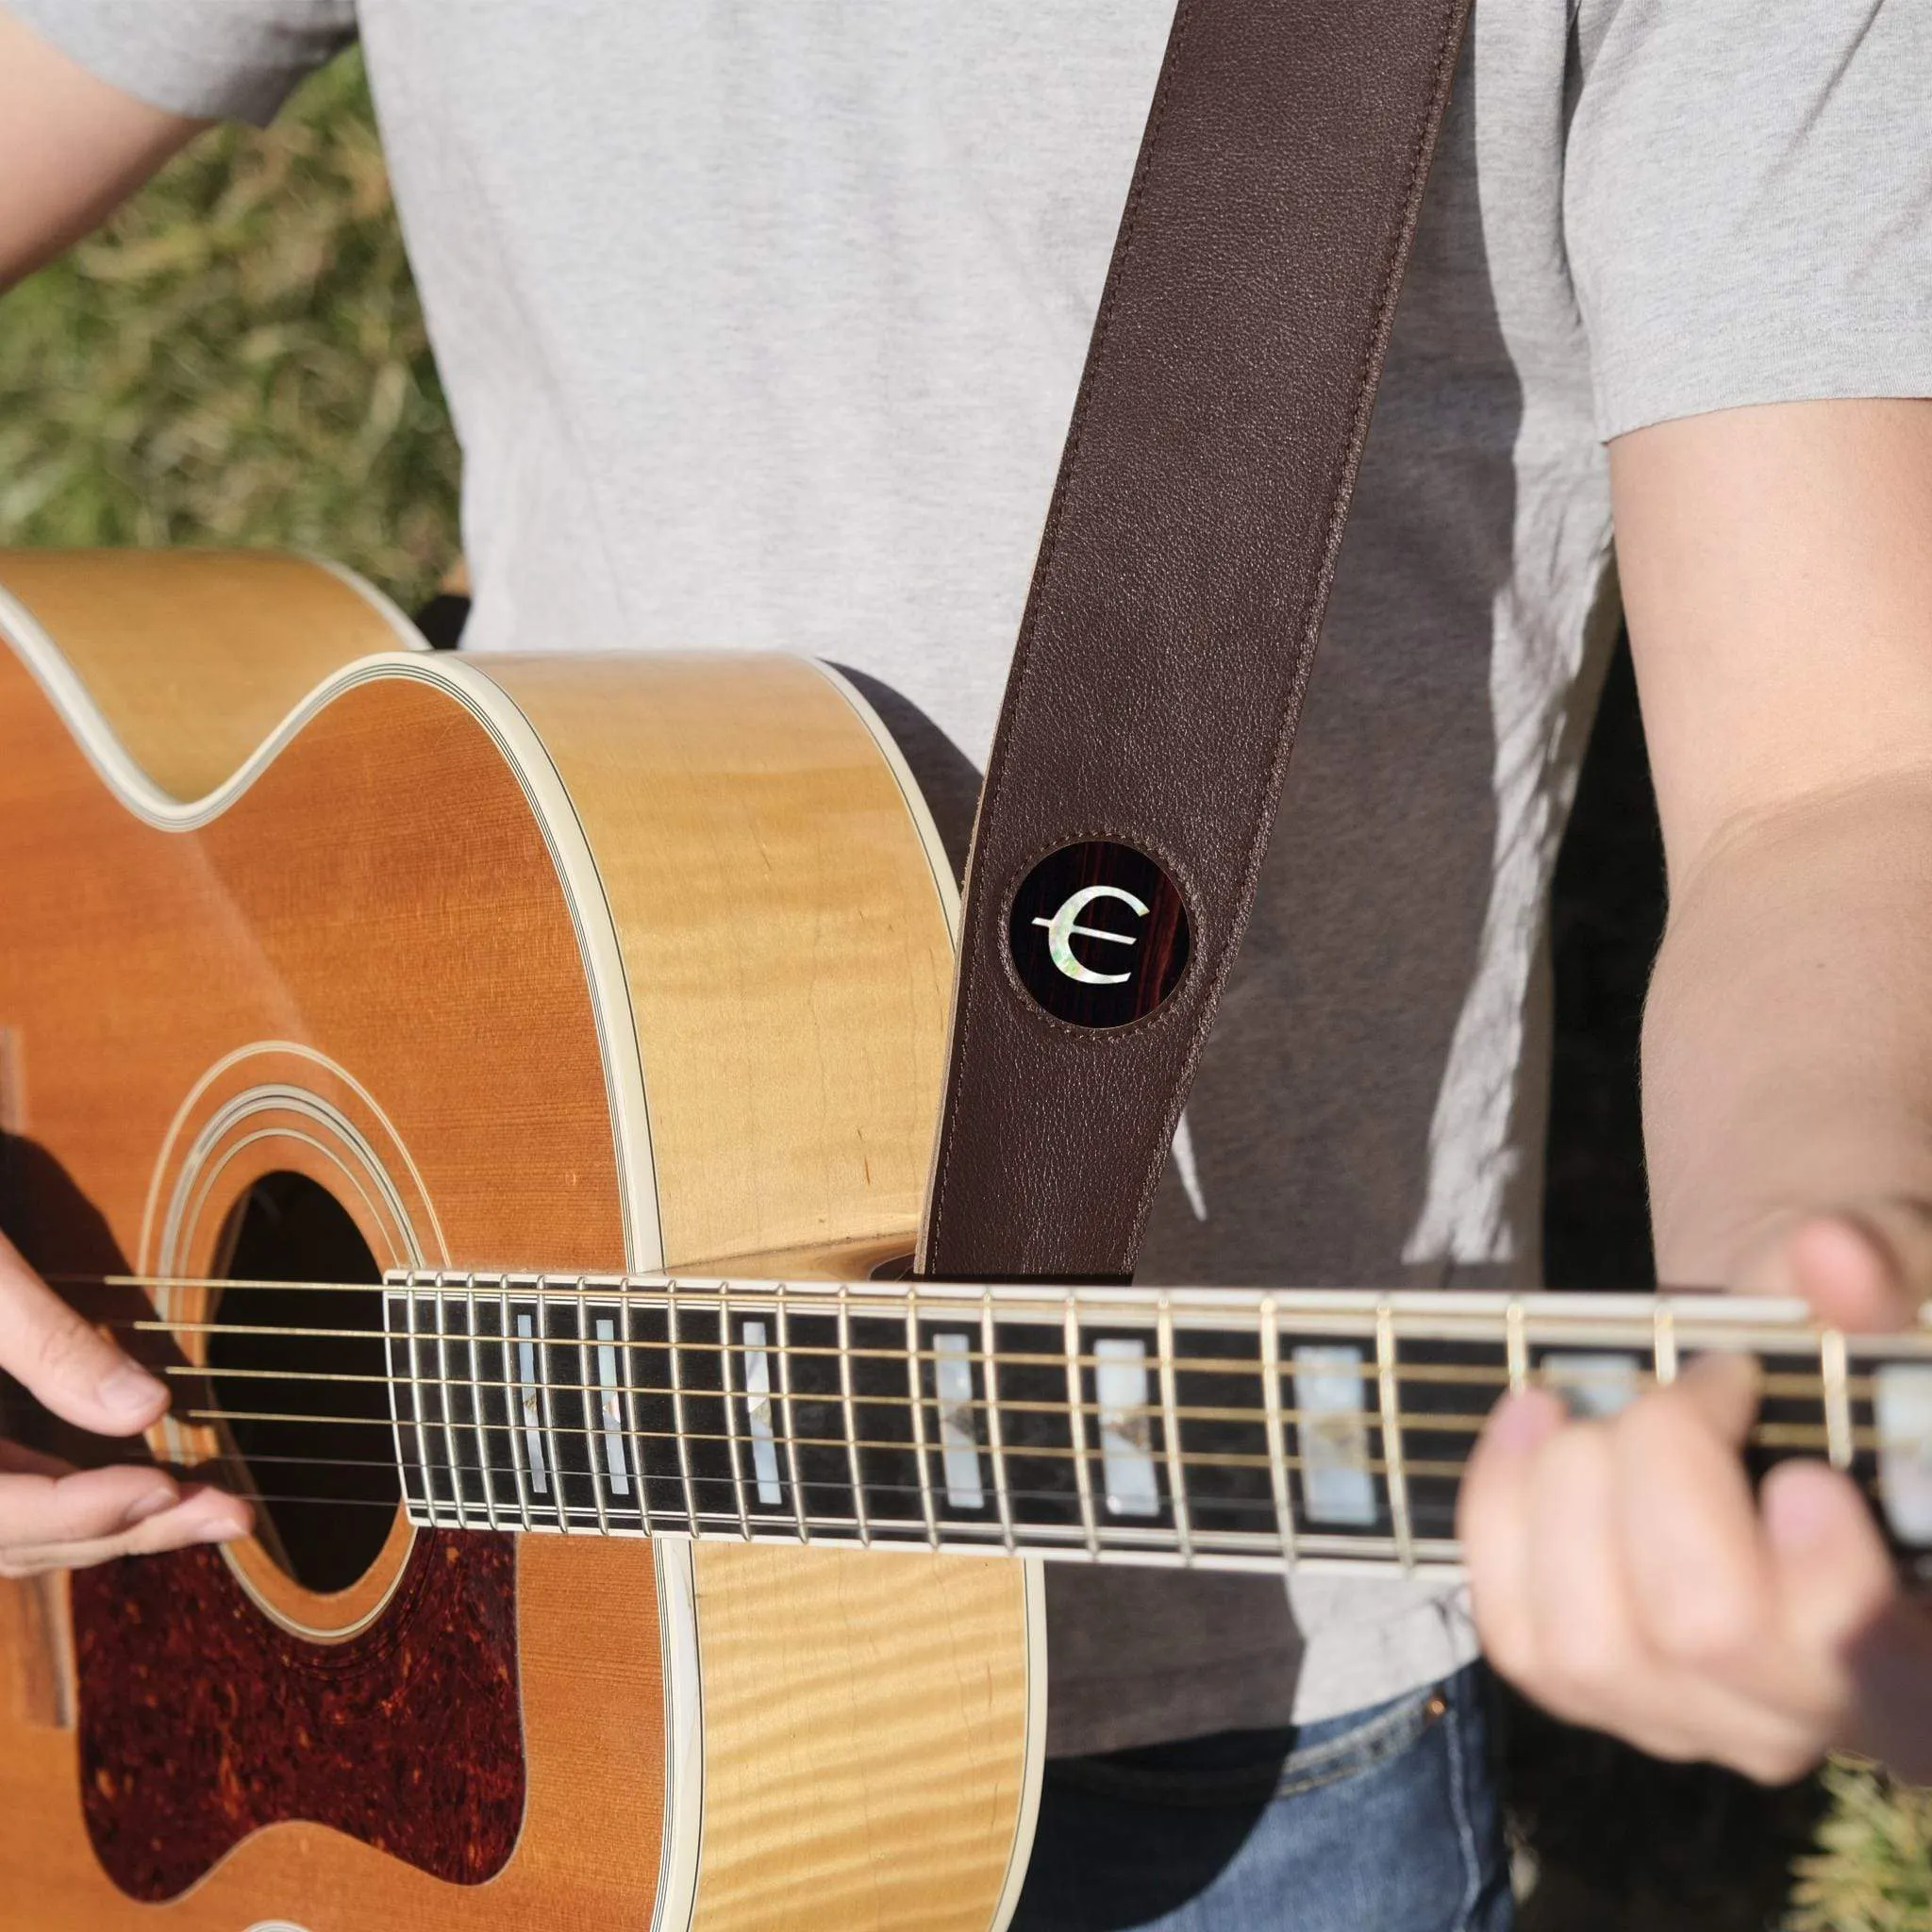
[1036, 883, 1147, 985]
[1008, 841, 1191, 1028]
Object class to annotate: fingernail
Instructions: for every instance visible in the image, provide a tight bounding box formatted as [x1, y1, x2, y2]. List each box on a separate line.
[120, 1487, 175, 1528]
[97, 1361, 166, 1418]
[198, 1518, 247, 1545]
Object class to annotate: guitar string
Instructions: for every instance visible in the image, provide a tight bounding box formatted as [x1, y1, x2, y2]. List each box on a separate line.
[64, 1306, 1907, 1406]
[106, 1313, 1876, 1392]
[105, 1429, 1902, 1528]
[133, 1399, 1899, 1473]
[58, 1267, 1899, 1340]
[27, 1382, 1901, 1522]
[24, 1279, 1914, 1504]
[130, 1353, 1874, 1429]
[81, 1456, 1905, 1537]
[23, 1313, 1896, 1452]
[56, 1320, 1883, 1445]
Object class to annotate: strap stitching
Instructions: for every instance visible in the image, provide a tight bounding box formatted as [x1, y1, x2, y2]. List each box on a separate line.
[926, 0, 1474, 1270]
[924, 0, 1199, 1261]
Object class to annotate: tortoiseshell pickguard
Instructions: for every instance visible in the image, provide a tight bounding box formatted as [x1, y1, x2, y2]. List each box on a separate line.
[71, 1529, 525, 1902]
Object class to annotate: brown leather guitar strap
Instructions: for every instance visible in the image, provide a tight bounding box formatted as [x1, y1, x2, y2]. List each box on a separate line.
[918, 0, 1473, 1282]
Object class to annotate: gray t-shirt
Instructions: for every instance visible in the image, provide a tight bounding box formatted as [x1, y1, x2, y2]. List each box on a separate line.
[20, 0, 1930, 1757]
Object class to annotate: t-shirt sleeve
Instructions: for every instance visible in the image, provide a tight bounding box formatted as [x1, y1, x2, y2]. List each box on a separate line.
[6, 0, 356, 125]
[1566, 0, 1932, 441]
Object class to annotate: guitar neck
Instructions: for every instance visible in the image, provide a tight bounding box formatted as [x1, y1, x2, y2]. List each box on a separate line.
[375, 1274, 1932, 1582]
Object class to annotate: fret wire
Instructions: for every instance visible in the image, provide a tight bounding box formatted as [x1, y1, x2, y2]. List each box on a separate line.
[1653, 1301, 1679, 1386]
[1156, 1297, 1193, 1566]
[1375, 1302, 1414, 1574]
[1064, 1296, 1099, 1559]
[463, 1277, 501, 1533]
[774, 1283, 809, 1545]
[715, 1291, 752, 1541]
[619, 1294, 652, 1537]
[498, 1280, 534, 1531]
[432, 1284, 472, 1531]
[981, 1288, 1016, 1555]
[577, 1279, 611, 1537]
[403, 1285, 441, 1528]
[838, 1285, 870, 1548]
[905, 1285, 940, 1549]
[1506, 1299, 1528, 1397]
[380, 1290, 412, 1526]
[1821, 1327, 1853, 1472]
[536, 1288, 572, 1535]
[665, 1279, 700, 1537]
[1258, 1296, 1296, 1570]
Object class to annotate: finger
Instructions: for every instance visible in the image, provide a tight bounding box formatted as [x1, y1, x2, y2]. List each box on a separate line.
[1474, 1390, 1824, 1778]
[1615, 1355, 1774, 1687]
[1785, 1211, 1923, 1333]
[1457, 1388, 1563, 1678]
[1762, 1458, 1899, 1707]
[1519, 1418, 1657, 1730]
[0, 1462, 179, 1557]
[0, 1232, 167, 1436]
[0, 1484, 251, 1578]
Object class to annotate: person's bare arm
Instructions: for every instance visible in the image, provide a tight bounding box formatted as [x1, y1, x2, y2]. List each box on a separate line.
[1461, 397, 1932, 1781]
[0, 4, 208, 295]
[1627, 399, 1932, 1287]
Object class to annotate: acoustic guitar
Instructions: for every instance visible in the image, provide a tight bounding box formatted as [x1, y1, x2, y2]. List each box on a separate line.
[0, 550, 1928, 1932]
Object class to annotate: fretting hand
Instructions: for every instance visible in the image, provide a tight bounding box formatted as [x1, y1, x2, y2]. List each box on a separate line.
[1461, 1211, 1932, 1784]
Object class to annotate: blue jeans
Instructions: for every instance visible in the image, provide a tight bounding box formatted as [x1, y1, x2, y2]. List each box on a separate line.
[1011, 1663, 1512, 1931]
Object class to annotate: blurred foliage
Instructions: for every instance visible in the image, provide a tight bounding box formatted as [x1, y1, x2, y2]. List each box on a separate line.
[0, 49, 459, 609]
[1, 33, 1927, 1932]
[1789, 1760, 1932, 1932]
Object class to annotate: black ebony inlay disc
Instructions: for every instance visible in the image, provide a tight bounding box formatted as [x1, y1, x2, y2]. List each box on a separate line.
[1008, 841, 1191, 1029]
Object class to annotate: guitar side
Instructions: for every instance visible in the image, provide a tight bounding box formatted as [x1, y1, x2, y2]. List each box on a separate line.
[0, 551, 1041, 1932]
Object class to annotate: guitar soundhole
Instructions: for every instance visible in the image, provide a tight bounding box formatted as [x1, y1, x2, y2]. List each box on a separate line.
[208, 1173, 397, 1593]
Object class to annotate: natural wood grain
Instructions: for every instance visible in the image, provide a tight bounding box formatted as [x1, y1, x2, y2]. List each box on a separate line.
[690, 1542, 1035, 1932]
[0, 1540, 667, 1932]
[482, 655, 958, 1269]
[0, 1578, 72, 1731]
[483, 650, 1037, 1932]
[0, 548, 415, 803]
[0, 554, 1038, 1932]
[0, 566, 665, 1927]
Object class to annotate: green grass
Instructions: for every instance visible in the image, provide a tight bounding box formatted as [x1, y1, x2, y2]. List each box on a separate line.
[0, 50, 458, 608]
[1, 42, 1925, 1932]
[1790, 1761, 1932, 1932]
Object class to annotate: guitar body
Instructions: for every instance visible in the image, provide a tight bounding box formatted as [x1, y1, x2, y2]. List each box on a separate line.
[0, 551, 1042, 1932]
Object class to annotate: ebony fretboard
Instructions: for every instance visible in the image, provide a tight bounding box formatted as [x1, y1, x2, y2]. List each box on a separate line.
[376, 1275, 1932, 1583]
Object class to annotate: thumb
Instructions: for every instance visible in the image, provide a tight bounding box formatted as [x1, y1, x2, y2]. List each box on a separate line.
[1753, 1209, 1924, 1333]
[0, 1235, 167, 1437]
